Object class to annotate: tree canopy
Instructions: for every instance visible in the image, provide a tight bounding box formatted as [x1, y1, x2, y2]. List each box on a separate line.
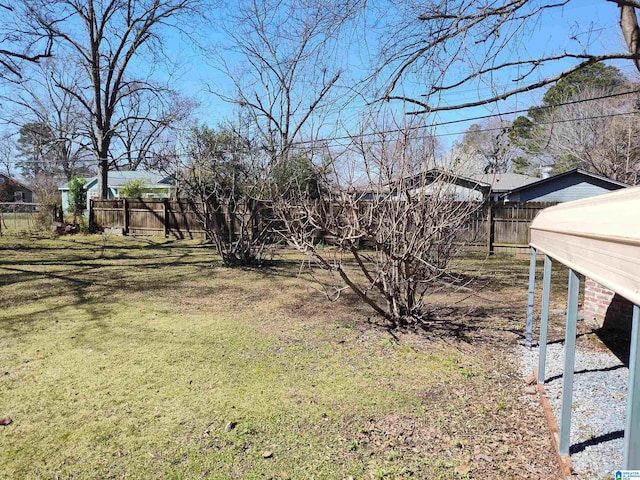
[540, 63, 627, 106]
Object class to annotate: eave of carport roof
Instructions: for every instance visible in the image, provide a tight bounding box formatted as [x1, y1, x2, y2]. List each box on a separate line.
[529, 185, 640, 306]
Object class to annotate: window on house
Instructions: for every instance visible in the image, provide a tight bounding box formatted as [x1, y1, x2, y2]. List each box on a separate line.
[14, 191, 23, 202]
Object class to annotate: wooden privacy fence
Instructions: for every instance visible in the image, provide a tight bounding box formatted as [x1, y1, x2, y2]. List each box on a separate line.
[90, 198, 556, 251]
[486, 202, 557, 254]
[90, 199, 208, 239]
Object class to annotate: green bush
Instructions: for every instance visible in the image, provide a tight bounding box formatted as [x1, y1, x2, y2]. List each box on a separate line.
[67, 176, 86, 218]
[119, 179, 150, 198]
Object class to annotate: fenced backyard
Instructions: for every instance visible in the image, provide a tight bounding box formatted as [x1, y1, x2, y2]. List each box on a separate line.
[90, 199, 208, 238]
[0, 235, 562, 479]
[90, 198, 556, 253]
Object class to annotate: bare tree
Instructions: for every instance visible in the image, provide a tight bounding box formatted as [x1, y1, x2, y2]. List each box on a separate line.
[0, 2, 56, 78]
[377, 1, 640, 113]
[112, 87, 196, 171]
[274, 113, 484, 328]
[29, 0, 204, 198]
[174, 124, 274, 266]
[460, 118, 519, 174]
[1, 60, 92, 181]
[213, 0, 364, 170]
[533, 86, 640, 183]
[0, 134, 14, 176]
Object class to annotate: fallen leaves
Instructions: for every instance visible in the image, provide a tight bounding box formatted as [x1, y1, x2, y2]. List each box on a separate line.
[454, 463, 471, 475]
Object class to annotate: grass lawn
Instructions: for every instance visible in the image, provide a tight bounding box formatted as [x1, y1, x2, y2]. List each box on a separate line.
[0, 211, 45, 234]
[0, 235, 561, 479]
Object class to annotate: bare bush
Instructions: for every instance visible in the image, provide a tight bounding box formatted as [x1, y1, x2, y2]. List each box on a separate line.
[174, 124, 274, 266]
[274, 117, 485, 328]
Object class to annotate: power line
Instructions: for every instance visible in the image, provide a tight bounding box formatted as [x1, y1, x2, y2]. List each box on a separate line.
[433, 109, 640, 138]
[284, 88, 640, 147]
[10, 89, 640, 162]
[295, 110, 640, 148]
[14, 104, 640, 163]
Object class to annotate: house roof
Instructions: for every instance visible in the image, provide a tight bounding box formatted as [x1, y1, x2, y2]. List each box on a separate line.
[0, 173, 33, 192]
[59, 170, 174, 191]
[470, 172, 539, 193]
[503, 168, 628, 196]
[398, 168, 491, 193]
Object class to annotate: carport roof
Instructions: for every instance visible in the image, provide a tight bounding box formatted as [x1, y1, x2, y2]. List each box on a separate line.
[529, 185, 640, 305]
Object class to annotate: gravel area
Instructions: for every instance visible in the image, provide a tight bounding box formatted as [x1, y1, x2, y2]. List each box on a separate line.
[520, 342, 628, 480]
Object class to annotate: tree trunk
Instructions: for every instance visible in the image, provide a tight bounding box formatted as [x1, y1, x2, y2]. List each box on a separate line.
[98, 156, 108, 199]
[620, 5, 640, 72]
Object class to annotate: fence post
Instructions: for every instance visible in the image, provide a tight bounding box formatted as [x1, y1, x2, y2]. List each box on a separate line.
[486, 201, 494, 255]
[163, 198, 169, 237]
[89, 199, 93, 231]
[123, 198, 129, 235]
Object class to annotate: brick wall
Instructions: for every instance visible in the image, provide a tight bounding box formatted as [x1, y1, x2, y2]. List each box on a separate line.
[583, 277, 633, 329]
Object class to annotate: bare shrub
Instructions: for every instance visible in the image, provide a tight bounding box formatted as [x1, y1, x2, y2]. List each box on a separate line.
[173, 125, 274, 266]
[274, 117, 485, 328]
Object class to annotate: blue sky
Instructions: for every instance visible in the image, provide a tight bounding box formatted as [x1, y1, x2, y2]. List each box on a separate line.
[165, 0, 635, 150]
[1, 0, 637, 175]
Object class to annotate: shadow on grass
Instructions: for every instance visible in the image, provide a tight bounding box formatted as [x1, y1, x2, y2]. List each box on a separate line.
[2, 236, 572, 349]
[0, 238, 223, 342]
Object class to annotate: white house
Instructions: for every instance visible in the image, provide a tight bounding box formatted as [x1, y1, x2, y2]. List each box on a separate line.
[59, 170, 175, 215]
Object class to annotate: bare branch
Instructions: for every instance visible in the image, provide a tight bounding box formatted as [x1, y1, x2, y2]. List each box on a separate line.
[377, 0, 640, 114]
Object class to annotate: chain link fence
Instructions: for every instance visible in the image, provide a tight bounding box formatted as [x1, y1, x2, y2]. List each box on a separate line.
[0, 203, 62, 235]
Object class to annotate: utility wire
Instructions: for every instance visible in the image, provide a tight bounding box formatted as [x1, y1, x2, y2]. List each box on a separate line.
[15, 104, 640, 164]
[287, 88, 640, 146]
[12, 89, 640, 162]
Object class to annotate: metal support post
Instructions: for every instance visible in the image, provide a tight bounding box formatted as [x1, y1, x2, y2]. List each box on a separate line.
[538, 255, 552, 384]
[525, 247, 537, 346]
[559, 268, 580, 457]
[623, 304, 640, 469]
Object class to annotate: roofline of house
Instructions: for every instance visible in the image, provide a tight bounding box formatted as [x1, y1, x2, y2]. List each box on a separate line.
[394, 168, 491, 192]
[471, 172, 540, 193]
[503, 168, 629, 196]
[59, 174, 175, 191]
[1, 173, 33, 192]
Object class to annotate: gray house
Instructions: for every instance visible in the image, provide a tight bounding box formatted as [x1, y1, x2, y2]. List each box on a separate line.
[392, 169, 491, 201]
[471, 172, 539, 203]
[502, 169, 628, 203]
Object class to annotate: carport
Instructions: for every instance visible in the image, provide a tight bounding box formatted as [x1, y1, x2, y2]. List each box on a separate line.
[524, 186, 640, 472]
